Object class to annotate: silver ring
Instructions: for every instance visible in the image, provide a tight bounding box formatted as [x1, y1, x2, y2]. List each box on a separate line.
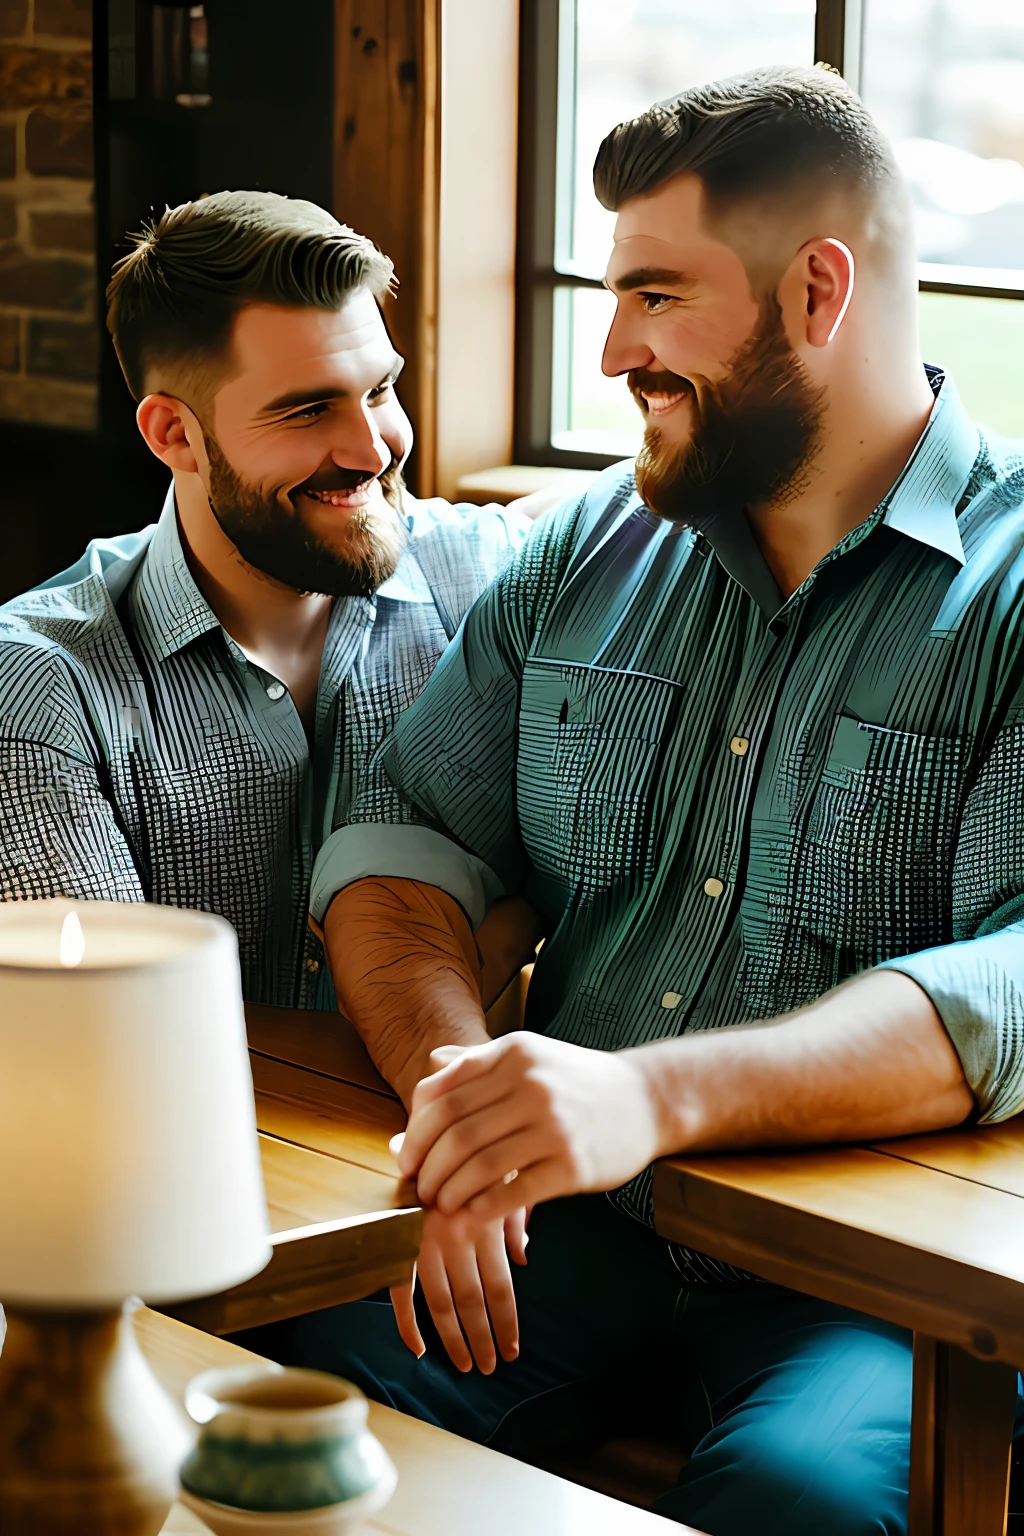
[502, 1169, 520, 1185]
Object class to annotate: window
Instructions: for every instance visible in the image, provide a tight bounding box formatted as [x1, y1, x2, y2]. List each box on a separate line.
[516, 0, 1024, 467]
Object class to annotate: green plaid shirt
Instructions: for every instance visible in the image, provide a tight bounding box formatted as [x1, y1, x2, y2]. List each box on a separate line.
[313, 371, 1024, 1277]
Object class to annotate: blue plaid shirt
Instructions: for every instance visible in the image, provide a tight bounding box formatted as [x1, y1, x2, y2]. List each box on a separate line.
[0, 487, 528, 1007]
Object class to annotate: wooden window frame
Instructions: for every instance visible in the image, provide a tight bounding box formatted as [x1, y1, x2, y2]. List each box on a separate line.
[514, 0, 1024, 472]
[333, 0, 519, 501]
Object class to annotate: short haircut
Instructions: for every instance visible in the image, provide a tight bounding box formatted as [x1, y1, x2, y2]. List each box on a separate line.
[594, 64, 905, 277]
[106, 189, 395, 402]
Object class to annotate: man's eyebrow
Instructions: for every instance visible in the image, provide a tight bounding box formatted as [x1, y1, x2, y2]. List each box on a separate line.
[606, 266, 695, 293]
[258, 356, 404, 415]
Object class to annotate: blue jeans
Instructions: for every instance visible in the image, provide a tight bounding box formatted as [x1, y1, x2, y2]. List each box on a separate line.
[287, 1193, 1023, 1536]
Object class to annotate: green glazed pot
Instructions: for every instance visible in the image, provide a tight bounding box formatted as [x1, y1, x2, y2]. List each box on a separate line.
[179, 1364, 397, 1516]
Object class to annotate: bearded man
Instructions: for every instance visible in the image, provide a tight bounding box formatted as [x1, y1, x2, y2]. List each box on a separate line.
[292, 66, 1024, 1535]
[0, 190, 541, 1011]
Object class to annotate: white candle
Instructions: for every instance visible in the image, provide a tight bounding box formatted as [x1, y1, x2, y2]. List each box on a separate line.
[0, 900, 271, 1307]
[0, 899, 193, 969]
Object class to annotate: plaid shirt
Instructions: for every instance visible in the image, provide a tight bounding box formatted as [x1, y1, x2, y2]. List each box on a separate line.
[314, 371, 1024, 1279]
[0, 488, 527, 1007]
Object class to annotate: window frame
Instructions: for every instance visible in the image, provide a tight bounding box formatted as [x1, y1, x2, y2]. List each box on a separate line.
[514, 0, 1024, 470]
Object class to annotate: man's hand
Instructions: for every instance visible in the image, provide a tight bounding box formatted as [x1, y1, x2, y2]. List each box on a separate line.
[389, 1205, 529, 1373]
[398, 974, 975, 1223]
[397, 1034, 660, 1222]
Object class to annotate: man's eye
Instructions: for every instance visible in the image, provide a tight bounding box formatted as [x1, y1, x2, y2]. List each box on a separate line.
[639, 292, 674, 315]
[289, 403, 329, 422]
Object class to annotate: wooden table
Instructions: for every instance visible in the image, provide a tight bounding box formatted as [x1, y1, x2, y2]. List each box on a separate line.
[654, 1119, 1024, 1536]
[168, 979, 529, 1336]
[140, 1305, 694, 1534]
[165, 1005, 421, 1334]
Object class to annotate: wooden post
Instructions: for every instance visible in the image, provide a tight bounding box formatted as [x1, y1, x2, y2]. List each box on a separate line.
[910, 1333, 1017, 1536]
[334, 0, 441, 496]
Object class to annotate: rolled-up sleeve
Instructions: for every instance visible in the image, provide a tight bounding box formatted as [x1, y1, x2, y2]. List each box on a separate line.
[310, 823, 505, 929]
[878, 696, 1024, 1122]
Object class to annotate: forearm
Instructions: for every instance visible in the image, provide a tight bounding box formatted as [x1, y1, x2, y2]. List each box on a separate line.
[325, 876, 490, 1107]
[637, 968, 975, 1158]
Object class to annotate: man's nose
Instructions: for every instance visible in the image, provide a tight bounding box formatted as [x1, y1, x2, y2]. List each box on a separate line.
[329, 410, 391, 478]
[601, 303, 656, 378]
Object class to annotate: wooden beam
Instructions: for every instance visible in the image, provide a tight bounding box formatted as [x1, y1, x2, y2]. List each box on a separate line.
[909, 1335, 1016, 1536]
[334, 0, 441, 495]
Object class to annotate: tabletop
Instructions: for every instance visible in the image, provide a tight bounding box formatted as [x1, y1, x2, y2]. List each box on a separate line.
[166, 983, 529, 1335]
[164, 1004, 420, 1335]
[654, 1116, 1024, 1536]
[139, 1306, 692, 1535]
[654, 1116, 1024, 1364]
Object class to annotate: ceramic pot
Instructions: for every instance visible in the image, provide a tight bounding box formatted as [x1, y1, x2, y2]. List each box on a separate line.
[178, 1363, 397, 1534]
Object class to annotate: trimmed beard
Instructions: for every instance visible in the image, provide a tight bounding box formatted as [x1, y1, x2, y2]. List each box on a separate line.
[634, 294, 825, 528]
[203, 433, 408, 599]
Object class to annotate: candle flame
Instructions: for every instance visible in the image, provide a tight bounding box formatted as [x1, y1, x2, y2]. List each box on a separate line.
[59, 910, 86, 968]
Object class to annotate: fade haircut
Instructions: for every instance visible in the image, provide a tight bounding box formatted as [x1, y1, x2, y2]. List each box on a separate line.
[106, 189, 395, 403]
[594, 64, 910, 288]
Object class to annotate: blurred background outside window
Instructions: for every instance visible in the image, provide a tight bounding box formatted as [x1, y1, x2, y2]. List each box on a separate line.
[529, 0, 1024, 465]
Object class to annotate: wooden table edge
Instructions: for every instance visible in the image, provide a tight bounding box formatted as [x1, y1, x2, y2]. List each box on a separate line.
[653, 1158, 1024, 1366]
[138, 1308, 693, 1534]
[160, 1206, 423, 1336]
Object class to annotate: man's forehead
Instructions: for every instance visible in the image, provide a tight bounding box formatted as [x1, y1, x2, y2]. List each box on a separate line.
[230, 292, 389, 376]
[613, 173, 704, 242]
[605, 177, 750, 288]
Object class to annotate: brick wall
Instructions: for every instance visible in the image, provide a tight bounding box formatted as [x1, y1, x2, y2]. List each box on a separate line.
[0, 0, 97, 430]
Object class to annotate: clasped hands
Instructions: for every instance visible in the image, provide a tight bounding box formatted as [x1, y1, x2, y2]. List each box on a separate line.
[387, 1035, 662, 1376]
[398, 1034, 663, 1219]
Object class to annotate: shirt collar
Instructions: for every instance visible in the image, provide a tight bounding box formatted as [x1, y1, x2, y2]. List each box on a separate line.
[131, 488, 382, 681]
[688, 366, 979, 620]
[879, 367, 978, 566]
[129, 487, 222, 662]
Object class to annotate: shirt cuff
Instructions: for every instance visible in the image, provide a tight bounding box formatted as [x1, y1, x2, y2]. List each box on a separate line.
[877, 926, 1024, 1123]
[310, 823, 506, 930]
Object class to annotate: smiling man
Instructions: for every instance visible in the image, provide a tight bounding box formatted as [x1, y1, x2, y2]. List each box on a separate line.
[297, 66, 1024, 1536]
[0, 190, 536, 1010]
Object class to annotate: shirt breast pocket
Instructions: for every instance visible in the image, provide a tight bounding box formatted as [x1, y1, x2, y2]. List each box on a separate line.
[799, 713, 971, 959]
[517, 657, 683, 902]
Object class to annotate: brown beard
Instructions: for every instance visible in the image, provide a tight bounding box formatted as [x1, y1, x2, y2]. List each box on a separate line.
[633, 294, 825, 528]
[202, 433, 408, 598]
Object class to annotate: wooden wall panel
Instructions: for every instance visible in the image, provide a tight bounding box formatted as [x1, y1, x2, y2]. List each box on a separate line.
[334, 0, 440, 495]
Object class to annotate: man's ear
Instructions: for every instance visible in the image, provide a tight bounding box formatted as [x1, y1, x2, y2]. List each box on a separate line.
[784, 236, 855, 349]
[136, 393, 204, 473]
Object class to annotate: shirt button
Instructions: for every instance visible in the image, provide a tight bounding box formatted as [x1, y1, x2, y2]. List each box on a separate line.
[729, 736, 749, 757]
[661, 991, 683, 1010]
[703, 877, 725, 898]
[266, 682, 286, 700]
[305, 958, 320, 973]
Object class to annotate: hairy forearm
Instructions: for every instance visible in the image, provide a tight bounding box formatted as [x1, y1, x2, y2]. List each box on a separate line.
[635, 969, 975, 1158]
[325, 877, 490, 1107]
